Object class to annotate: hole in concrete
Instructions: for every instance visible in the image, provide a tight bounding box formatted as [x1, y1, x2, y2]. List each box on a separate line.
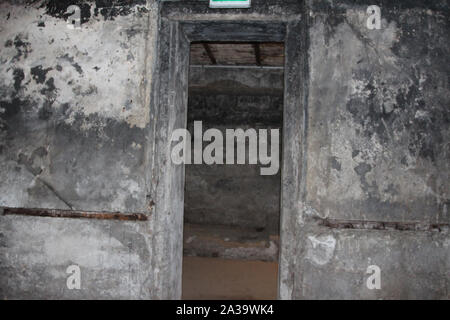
[182, 41, 284, 300]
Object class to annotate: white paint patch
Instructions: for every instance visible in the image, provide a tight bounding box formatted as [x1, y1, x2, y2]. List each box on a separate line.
[302, 203, 327, 219]
[415, 110, 429, 120]
[306, 234, 337, 266]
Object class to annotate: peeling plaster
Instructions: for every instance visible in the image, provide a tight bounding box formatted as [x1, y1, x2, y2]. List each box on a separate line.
[306, 234, 337, 266]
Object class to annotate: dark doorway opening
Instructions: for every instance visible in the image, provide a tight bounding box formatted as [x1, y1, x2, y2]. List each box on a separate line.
[182, 42, 285, 300]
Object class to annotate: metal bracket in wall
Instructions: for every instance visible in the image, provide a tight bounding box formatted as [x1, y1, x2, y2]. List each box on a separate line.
[2, 207, 148, 221]
[316, 217, 448, 232]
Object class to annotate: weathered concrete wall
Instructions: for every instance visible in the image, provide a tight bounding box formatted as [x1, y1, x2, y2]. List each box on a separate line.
[306, 0, 449, 224]
[0, 0, 159, 299]
[0, 214, 153, 299]
[0, 0, 156, 212]
[0, 0, 449, 300]
[296, 0, 449, 299]
[185, 67, 282, 233]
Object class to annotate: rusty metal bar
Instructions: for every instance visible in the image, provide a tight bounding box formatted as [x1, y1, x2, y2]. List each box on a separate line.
[2, 207, 148, 221]
[317, 217, 448, 232]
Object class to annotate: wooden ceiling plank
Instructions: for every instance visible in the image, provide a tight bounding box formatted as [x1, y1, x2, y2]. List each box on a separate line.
[202, 43, 217, 65]
[253, 43, 262, 66]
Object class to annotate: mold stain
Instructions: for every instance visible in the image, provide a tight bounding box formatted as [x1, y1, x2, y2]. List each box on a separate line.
[31, 65, 53, 84]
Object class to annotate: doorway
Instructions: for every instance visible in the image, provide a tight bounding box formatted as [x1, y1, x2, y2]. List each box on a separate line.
[181, 42, 284, 299]
[151, 4, 307, 298]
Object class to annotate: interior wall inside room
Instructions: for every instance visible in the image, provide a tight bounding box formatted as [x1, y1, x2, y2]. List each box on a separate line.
[184, 66, 283, 235]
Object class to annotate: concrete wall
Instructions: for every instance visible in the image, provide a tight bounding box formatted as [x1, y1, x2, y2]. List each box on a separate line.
[185, 67, 283, 233]
[0, 0, 448, 299]
[0, 0, 159, 299]
[296, 0, 449, 299]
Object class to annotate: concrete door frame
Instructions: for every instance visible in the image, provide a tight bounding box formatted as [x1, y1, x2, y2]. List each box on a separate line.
[149, 1, 308, 299]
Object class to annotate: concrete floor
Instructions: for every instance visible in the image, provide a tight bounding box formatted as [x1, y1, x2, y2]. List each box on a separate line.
[182, 256, 278, 300]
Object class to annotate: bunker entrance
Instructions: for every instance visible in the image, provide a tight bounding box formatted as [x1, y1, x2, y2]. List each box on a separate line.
[182, 42, 285, 300]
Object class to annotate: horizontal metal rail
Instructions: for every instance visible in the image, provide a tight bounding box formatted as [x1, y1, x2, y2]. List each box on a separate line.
[2, 207, 148, 221]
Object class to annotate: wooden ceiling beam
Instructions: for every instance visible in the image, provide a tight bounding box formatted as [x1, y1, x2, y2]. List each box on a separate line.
[253, 42, 262, 66]
[202, 43, 217, 65]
